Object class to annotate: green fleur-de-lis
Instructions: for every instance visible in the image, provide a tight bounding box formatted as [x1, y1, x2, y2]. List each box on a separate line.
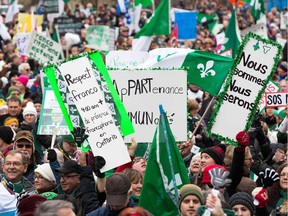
[253, 41, 260, 51]
[197, 60, 216, 78]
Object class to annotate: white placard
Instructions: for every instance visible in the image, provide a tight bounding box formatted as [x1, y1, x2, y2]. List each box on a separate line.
[25, 31, 62, 66]
[258, 81, 280, 112]
[266, 92, 288, 108]
[109, 69, 187, 142]
[16, 33, 30, 55]
[58, 56, 130, 172]
[241, 23, 267, 38]
[210, 36, 280, 143]
[106, 51, 149, 69]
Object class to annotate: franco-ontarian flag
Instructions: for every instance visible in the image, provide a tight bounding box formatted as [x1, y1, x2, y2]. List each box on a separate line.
[136, 48, 234, 96]
[139, 106, 189, 216]
[5, 0, 19, 23]
[132, 0, 170, 51]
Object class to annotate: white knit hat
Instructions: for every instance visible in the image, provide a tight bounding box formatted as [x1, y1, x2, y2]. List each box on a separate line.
[23, 102, 37, 122]
[34, 163, 56, 183]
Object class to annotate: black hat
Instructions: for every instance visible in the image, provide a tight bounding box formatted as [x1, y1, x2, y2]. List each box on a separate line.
[56, 160, 83, 174]
[229, 192, 255, 215]
[0, 126, 14, 144]
[201, 144, 226, 165]
[8, 70, 20, 80]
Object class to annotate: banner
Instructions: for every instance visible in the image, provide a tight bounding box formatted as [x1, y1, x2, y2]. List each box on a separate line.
[258, 81, 280, 113]
[25, 31, 62, 66]
[16, 33, 30, 55]
[109, 69, 187, 142]
[208, 33, 282, 145]
[175, 12, 196, 40]
[38, 88, 70, 135]
[57, 55, 130, 171]
[106, 51, 149, 69]
[266, 92, 288, 108]
[54, 17, 82, 36]
[42, 0, 59, 14]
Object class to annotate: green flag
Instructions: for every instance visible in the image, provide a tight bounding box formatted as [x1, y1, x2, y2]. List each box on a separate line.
[132, 0, 170, 51]
[250, 0, 265, 23]
[139, 105, 189, 216]
[197, 13, 219, 35]
[220, 8, 242, 58]
[135, 0, 153, 8]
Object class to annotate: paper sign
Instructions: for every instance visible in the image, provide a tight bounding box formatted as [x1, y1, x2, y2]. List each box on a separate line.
[208, 33, 282, 145]
[16, 33, 30, 56]
[38, 88, 70, 135]
[175, 12, 196, 40]
[106, 51, 149, 69]
[42, 0, 59, 14]
[25, 31, 62, 66]
[54, 17, 82, 36]
[109, 69, 187, 142]
[266, 92, 288, 107]
[258, 81, 280, 112]
[58, 56, 130, 172]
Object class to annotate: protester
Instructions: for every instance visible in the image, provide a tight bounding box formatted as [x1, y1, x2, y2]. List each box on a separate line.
[34, 163, 57, 193]
[33, 200, 76, 216]
[0, 125, 14, 152]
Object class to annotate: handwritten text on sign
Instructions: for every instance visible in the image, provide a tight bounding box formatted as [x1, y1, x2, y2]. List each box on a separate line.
[210, 36, 280, 144]
[25, 31, 62, 66]
[16, 33, 30, 56]
[58, 56, 130, 172]
[109, 70, 187, 143]
[266, 92, 288, 107]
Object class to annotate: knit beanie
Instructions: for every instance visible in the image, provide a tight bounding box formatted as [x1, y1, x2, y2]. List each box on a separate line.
[23, 102, 37, 121]
[201, 144, 226, 165]
[17, 194, 47, 216]
[178, 184, 205, 208]
[7, 86, 21, 96]
[4, 117, 19, 127]
[8, 70, 20, 80]
[202, 164, 227, 184]
[17, 75, 29, 87]
[0, 99, 8, 112]
[229, 192, 255, 215]
[0, 126, 14, 144]
[34, 163, 56, 183]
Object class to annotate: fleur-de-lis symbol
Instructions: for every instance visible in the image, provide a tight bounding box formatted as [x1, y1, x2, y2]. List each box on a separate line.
[220, 37, 229, 51]
[197, 60, 216, 78]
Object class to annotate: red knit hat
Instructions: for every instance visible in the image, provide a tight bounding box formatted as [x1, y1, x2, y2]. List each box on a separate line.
[17, 75, 29, 87]
[201, 144, 226, 165]
[202, 164, 227, 184]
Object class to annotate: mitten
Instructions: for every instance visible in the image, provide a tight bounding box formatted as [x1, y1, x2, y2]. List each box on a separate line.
[252, 187, 268, 208]
[47, 149, 57, 162]
[71, 127, 89, 147]
[259, 167, 279, 188]
[92, 156, 106, 178]
[235, 131, 250, 152]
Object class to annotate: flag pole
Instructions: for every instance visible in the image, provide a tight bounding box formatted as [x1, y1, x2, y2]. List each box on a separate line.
[159, 104, 178, 203]
[190, 96, 215, 140]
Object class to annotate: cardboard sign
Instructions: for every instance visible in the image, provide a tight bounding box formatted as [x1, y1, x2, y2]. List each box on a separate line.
[258, 81, 280, 112]
[266, 92, 288, 107]
[25, 31, 62, 66]
[38, 88, 70, 135]
[16, 33, 30, 55]
[58, 56, 130, 172]
[54, 17, 82, 36]
[208, 33, 282, 145]
[106, 51, 149, 69]
[42, 0, 59, 14]
[175, 12, 196, 40]
[109, 69, 187, 142]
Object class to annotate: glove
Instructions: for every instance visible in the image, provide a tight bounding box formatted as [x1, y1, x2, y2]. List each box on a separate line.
[259, 167, 279, 188]
[252, 187, 268, 208]
[47, 149, 57, 162]
[92, 156, 106, 178]
[71, 127, 89, 147]
[209, 168, 232, 189]
[235, 131, 250, 152]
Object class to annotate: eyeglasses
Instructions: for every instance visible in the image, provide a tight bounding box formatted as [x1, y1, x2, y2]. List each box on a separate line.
[280, 173, 288, 178]
[276, 149, 285, 155]
[34, 175, 45, 180]
[16, 143, 33, 149]
[60, 175, 79, 180]
[4, 161, 25, 167]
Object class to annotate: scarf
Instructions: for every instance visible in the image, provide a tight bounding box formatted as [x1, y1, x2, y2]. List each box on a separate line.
[276, 189, 288, 208]
[2, 175, 25, 194]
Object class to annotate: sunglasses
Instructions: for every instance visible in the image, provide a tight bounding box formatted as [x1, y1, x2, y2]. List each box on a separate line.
[16, 143, 33, 149]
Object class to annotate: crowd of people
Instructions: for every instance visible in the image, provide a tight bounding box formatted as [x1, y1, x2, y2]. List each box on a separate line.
[0, 0, 287, 215]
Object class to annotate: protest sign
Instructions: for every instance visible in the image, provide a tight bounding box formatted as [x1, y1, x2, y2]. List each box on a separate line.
[25, 31, 62, 66]
[86, 25, 118, 51]
[266, 92, 288, 108]
[38, 88, 70, 135]
[42, 0, 59, 14]
[208, 33, 282, 145]
[18, 13, 43, 32]
[175, 12, 196, 40]
[241, 23, 267, 38]
[106, 51, 149, 69]
[258, 81, 280, 113]
[109, 69, 187, 142]
[55, 54, 131, 171]
[54, 17, 82, 36]
[16, 33, 30, 56]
